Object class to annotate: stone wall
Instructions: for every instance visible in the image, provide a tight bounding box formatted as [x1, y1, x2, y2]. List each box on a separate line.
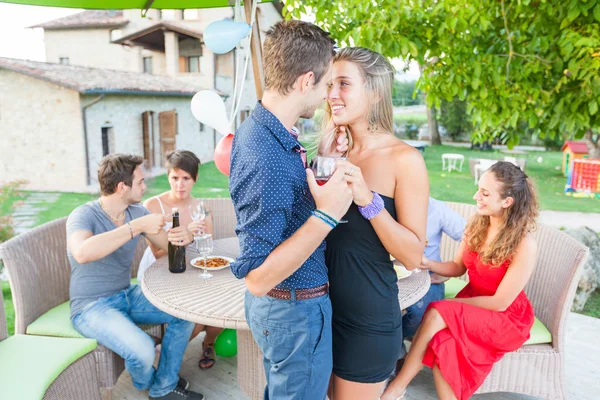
[565, 227, 600, 311]
[83, 94, 216, 186]
[0, 69, 88, 192]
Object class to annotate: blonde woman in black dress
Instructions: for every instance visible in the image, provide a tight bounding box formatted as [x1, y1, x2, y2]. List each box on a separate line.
[321, 47, 429, 399]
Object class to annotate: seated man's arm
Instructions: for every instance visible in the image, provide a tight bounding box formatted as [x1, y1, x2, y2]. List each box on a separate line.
[68, 208, 166, 264]
[440, 203, 467, 242]
[233, 160, 352, 297]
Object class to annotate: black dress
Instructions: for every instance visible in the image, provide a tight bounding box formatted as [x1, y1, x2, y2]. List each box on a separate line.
[326, 194, 403, 383]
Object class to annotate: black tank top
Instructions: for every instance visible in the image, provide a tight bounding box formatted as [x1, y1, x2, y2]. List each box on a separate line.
[326, 194, 401, 332]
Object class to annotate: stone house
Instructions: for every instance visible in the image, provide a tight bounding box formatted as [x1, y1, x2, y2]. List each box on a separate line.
[31, 6, 283, 126]
[0, 6, 282, 192]
[0, 57, 216, 192]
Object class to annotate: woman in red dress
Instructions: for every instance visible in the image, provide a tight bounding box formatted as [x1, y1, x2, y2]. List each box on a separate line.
[382, 161, 538, 400]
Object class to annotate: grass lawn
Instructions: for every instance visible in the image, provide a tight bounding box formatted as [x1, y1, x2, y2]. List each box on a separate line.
[5, 146, 598, 228]
[423, 145, 600, 212]
[579, 290, 600, 319]
[1, 280, 14, 336]
[33, 162, 230, 226]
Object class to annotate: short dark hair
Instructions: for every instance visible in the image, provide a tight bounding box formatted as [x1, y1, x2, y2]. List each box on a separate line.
[98, 154, 145, 195]
[165, 150, 201, 181]
[263, 20, 336, 95]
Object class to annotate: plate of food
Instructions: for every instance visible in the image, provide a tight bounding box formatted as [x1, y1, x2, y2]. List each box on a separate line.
[393, 261, 412, 280]
[190, 256, 234, 271]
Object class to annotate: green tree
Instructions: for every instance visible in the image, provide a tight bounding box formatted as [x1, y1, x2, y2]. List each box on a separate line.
[286, 0, 600, 147]
[392, 80, 424, 107]
[439, 98, 472, 141]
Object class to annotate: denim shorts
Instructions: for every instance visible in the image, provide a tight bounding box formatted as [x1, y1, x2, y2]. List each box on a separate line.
[245, 290, 332, 400]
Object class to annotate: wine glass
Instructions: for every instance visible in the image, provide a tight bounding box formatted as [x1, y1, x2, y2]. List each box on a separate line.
[188, 200, 207, 245]
[189, 200, 206, 225]
[195, 234, 214, 279]
[310, 156, 348, 223]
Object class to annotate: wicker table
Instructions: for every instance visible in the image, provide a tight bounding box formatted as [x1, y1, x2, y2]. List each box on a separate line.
[142, 237, 430, 400]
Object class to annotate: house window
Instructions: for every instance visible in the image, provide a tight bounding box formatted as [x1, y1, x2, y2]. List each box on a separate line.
[59, 57, 69, 65]
[143, 57, 153, 74]
[187, 56, 200, 73]
[101, 127, 112, 156]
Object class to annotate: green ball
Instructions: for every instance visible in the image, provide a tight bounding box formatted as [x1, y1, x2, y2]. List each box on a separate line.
[214, 328, 237, 357]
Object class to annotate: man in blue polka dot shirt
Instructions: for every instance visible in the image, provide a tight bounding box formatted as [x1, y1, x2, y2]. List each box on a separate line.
[229, 20, 353, 400]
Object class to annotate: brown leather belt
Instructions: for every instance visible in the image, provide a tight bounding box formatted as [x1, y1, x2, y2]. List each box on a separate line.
[266, 283, 328, 300]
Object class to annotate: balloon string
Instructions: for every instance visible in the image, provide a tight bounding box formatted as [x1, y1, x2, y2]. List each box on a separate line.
[229, 0, 257, 130]
[228, 0, 242, 125]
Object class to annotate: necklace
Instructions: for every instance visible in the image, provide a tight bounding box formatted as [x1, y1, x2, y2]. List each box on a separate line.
[99, 199, 125, 222]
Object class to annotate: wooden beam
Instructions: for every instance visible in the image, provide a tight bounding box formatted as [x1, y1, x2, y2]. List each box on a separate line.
[244, 0, 265, 100]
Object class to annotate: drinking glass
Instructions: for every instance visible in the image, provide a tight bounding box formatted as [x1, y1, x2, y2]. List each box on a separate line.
[189, 200, 207, 227]
[310, 156, 348, 223]
[195, 233, 214, 279]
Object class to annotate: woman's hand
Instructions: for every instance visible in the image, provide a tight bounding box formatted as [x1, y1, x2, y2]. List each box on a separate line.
[168, 225, 193, 246]
[188, 220, 206, 236]
[337, 160, 373, 207]
[420, 255, 432, 269]
[320, 125, 349, 157]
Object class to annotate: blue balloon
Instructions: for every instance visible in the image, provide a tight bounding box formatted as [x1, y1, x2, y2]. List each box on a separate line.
[205, 19, 251, 54]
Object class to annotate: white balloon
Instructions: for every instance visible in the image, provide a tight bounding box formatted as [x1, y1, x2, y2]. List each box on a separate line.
[190, 90, 231, 135]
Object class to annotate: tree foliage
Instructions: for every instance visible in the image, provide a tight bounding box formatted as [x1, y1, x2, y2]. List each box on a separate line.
[285, 0, 600, 147]
[392, 80, 425, 106]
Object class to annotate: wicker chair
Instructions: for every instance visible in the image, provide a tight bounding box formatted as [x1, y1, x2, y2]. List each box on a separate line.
[0, 197, 236, 398]
[0, 292, 101, 400]
[441, 202, 589, 399]
[0, 217, 162, 399]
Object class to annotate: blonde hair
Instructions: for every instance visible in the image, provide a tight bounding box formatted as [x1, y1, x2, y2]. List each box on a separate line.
[466, 162, 539, 266]
[316, 47, 395, 153]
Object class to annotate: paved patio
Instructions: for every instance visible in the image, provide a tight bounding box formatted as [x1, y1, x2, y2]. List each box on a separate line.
[110, 312, 599, 399]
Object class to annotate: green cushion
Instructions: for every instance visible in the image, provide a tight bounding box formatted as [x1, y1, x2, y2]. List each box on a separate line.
[444, 277, 468, 299]
[27, 302, 84, 338]
[443, 278, 551, 345]
[524, 316, 552, 345]
[0, 334, 97, 400]
[27, 278, 139, 338]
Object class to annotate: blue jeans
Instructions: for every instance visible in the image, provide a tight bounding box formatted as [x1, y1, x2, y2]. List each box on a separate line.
[245, 290, 333, 400]
[402, 282, 445, 340]
[72, 285, 195, 398]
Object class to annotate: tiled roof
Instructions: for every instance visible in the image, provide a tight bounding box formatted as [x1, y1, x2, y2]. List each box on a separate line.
[561, 141, 589, 154]
[0, 57, 205, 96]
[30, 10, 128, 30]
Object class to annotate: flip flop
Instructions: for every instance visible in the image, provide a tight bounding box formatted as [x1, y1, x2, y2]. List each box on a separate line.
[198, 342, 216, 369]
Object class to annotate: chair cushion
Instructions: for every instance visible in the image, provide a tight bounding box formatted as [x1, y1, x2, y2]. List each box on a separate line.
[0, 334, 97, 400]
[444, 277, 468, 299]
[27, 279, 139, 338]
[524, 317, 552, 345]
[443, 278, 552, 345]
[26, 302, 84, 338]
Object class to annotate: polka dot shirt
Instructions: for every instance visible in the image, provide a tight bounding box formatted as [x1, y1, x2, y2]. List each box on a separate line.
[229, 101, 327, 290]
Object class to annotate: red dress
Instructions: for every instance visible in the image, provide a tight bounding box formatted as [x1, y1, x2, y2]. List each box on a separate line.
[422, 249, 534, 400]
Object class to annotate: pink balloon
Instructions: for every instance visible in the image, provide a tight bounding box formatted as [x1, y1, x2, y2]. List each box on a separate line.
[214, 133, 234, 176]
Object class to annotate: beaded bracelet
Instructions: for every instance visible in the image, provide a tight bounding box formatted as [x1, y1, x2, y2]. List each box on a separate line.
[313, 209, 339, 226]
[127, 222, 134, 239]
[311, 211, 337, 229]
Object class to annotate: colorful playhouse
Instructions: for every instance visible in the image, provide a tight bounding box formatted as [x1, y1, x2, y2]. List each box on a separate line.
[561, 141, 589, 176]
[564, 158, 600, 198]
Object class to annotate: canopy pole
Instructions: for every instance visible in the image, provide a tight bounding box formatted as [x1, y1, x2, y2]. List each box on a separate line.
[244, 0, 264, 100]
[141, 0, 155, 17]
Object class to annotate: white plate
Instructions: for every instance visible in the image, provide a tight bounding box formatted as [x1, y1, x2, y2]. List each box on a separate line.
[393, 260, 413, 280]
[190, 256, 234, 271]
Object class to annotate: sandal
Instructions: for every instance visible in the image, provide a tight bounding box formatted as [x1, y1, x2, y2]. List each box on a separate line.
[198, 342, 216, 369]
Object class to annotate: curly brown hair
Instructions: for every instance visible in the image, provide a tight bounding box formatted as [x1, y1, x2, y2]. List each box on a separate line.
[466, 161, 539, 266]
